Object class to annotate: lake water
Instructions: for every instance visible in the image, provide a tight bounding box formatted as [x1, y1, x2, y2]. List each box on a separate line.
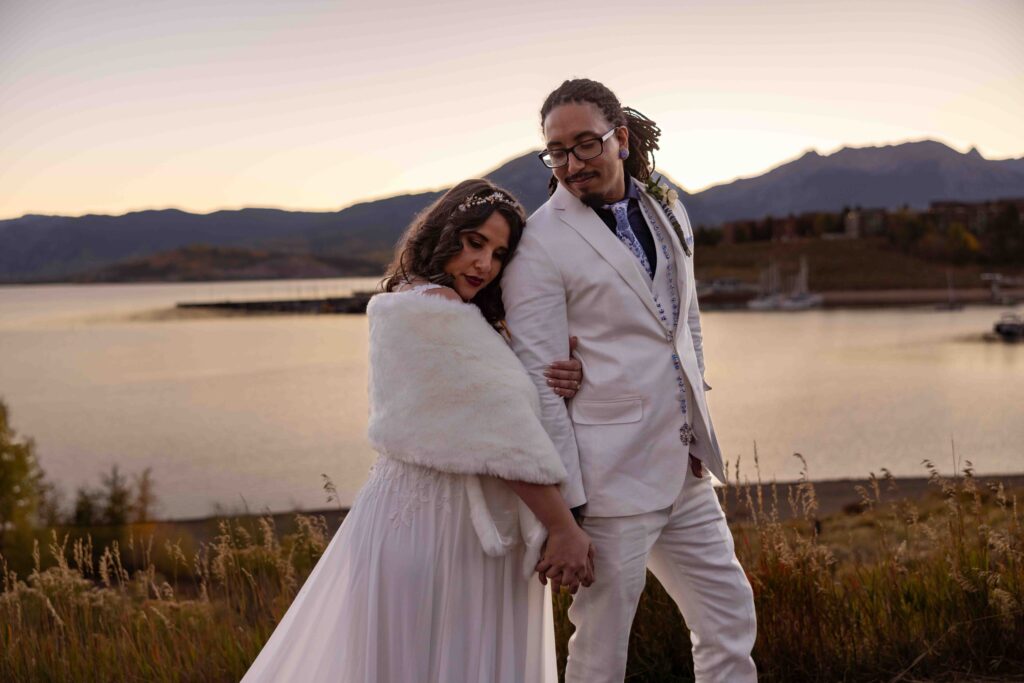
[0, 279, 1021, 519]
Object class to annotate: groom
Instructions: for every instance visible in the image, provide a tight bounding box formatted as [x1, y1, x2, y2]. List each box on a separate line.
[502, 78, 758, 682]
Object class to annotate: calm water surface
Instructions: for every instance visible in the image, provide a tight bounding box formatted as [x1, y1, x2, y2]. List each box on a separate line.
[0, 279, 1021, 518]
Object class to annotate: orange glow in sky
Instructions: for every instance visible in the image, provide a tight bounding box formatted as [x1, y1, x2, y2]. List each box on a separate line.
[1, 0, 1021, 219]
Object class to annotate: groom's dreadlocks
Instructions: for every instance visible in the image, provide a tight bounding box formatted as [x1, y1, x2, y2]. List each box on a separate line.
[540, 78, 662, 195]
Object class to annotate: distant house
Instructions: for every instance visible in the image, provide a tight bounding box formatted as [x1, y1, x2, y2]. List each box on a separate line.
[929, 198, 1024, 235]
[713, 198, 1022, 246]
[841, 208, 887, 239]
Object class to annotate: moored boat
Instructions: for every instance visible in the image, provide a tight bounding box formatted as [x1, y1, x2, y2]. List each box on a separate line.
[994, 313, 1024, 342]
[747, 257, 823, 311]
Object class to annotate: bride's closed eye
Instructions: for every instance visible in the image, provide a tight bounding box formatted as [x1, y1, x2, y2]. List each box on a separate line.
[464, 235, 509, 263]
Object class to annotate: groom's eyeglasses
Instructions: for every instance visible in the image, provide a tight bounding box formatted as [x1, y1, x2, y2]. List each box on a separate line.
[538, 127, 619, 169]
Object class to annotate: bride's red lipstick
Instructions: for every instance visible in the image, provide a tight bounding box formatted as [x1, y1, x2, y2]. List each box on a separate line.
[465, 275, 484, 288]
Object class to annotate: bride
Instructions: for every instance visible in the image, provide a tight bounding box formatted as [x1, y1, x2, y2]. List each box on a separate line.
[241, 179, 594, 682]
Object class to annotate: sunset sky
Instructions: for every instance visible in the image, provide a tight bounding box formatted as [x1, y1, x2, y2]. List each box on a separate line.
[1, 0, 1021, 220]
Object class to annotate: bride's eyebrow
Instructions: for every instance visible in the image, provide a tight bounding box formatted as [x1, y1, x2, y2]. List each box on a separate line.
[467, 229, 510, 249]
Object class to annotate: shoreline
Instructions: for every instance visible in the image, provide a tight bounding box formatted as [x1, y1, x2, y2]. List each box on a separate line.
[699, 287, 1023, 309]
[109, 287, 1024, 323]
[148, 473, 1024, 539]
[723, 473, 1024, 521]
[822, 287, 1023, 307]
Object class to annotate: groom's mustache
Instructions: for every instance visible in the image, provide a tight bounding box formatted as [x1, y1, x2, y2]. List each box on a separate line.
[565, 170, 598, 184]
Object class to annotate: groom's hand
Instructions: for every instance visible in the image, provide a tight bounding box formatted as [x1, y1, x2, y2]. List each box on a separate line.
[534, 523, 596, 594]
[544, 336, 582, 398]
[539, 544, 596, 594]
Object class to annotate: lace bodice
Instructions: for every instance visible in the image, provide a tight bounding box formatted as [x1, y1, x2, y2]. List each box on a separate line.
[362, 455, 456, 528]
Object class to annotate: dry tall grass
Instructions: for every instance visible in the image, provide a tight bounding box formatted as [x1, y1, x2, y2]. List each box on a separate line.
[552, 454, 1024, 682]
[2, 458, 1021, 682]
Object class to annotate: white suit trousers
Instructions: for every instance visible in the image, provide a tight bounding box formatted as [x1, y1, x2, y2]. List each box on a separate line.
[565, 467, 758, 683]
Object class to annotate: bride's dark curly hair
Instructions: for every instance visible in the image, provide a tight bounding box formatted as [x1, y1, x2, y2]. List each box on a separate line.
[381, 179, 526, 325]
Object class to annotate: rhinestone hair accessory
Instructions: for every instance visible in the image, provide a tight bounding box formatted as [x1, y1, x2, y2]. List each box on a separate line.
[456, 191, 517, 213]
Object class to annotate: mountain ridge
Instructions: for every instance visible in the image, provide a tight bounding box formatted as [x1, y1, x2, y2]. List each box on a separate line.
[3, 139, 1023, 282]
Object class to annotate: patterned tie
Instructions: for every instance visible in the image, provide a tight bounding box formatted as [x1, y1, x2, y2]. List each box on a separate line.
[603, 199, 654, 279]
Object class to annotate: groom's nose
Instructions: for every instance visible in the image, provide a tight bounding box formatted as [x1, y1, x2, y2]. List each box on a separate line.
[567, 153, 586, 175]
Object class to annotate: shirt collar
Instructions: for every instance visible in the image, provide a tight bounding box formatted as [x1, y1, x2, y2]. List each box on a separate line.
[598, 177, 639, 209]
[623, 177, 640, 201]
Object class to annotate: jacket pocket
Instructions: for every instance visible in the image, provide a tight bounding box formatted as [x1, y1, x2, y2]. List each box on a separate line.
[571, 397, 643, 425]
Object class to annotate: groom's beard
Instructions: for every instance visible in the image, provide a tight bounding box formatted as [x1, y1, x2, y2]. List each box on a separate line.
[563, 170, 605, 208]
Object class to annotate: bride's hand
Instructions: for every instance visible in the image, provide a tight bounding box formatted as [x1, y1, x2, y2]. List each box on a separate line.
[544, 336, 582, 399]
[535, 521, 595, 594]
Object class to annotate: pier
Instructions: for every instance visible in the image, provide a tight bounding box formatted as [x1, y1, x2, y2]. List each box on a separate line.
[176, 291, 374, 314]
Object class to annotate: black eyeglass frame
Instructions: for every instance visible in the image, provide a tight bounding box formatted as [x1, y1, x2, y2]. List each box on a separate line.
[538, 127, 620, 169]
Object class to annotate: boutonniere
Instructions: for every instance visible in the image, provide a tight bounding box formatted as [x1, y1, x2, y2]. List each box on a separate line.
[644, 177, 690, 256]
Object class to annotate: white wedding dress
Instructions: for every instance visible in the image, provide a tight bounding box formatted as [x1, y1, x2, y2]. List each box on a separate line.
[241, 286, 558, 683]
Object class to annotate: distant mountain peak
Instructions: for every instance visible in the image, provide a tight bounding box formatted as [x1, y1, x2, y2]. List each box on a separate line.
[689, 137, 1024, 226]
[830, 138, 963, 159]
[4, 139, 1023, 282]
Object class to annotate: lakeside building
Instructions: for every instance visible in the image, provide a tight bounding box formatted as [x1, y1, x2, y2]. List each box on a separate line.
[929, 198, 1024, 236]
[711, 197, 1023, 246]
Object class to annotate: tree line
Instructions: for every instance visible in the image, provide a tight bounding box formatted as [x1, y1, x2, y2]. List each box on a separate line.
[0, 398, 157, 557]
[696, 201, 1024, 267]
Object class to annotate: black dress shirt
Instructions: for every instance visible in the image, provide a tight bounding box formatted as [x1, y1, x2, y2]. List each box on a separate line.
[589, 180, 657, 275]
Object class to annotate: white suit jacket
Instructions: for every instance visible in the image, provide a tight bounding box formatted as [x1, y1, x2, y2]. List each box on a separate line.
[502, 178, 724, 517]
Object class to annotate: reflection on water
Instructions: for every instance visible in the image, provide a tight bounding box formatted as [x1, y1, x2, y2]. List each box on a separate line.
[1, 279, 1021, 518]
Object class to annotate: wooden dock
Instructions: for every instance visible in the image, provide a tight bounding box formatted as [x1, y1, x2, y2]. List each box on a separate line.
[176, 291, 374, 314]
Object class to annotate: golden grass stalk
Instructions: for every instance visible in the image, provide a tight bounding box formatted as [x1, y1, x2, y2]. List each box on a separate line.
[2, 460, 1022, 682]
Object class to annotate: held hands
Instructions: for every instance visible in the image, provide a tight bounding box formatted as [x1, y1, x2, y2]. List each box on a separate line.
[537, 336, 591, 591]
[544, 336, 581, 399]
[535, 520, 596, 594]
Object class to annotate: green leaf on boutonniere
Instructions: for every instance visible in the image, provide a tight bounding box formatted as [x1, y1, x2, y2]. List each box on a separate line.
[644, 177, 665, 201]
[645, 176, 691, 257]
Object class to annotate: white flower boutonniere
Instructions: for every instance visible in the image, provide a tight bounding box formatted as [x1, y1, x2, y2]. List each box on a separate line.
[644, 178, 666, 201]
[644, 176, 690, 256]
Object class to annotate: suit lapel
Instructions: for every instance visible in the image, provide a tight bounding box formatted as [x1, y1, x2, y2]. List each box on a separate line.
[632, 180, 694, 339]
[551, 184, 661, 323]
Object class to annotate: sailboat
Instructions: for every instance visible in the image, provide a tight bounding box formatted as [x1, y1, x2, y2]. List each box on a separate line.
[935, 270, 964, 311]
[746, 260, 786, 310]
[747, 257, 823, 310]
[780, 257, 824, 310]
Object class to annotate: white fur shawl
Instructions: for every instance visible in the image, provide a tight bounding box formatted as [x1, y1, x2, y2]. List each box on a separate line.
[367, 291, 566, 483]
[366, 291, 567, 575]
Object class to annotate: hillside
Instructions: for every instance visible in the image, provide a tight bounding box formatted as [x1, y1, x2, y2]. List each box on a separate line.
[694, 140, 1024, 226]
[2, 140, 1022, 283]
[693, 237, 1022, 292]
[0, 209, 341, 282]
[70, 245, 384, 283]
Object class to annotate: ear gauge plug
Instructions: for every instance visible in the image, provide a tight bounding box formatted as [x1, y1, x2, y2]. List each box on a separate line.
[619, 149, 629, 159]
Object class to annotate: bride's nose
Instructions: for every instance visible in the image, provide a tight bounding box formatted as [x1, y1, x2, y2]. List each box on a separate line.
[474, 252, 492, 276]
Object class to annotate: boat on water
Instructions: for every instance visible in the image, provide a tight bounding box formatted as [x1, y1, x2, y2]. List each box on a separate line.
[747, 261, 783, 310]
[934, 270, 964, 311]
[747, 257, 823, 311]
[780, 291, 825, 311]
[698, 277, 760, 308]
[746, 293, 787, 311]
[993, 313, 1024, 342]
